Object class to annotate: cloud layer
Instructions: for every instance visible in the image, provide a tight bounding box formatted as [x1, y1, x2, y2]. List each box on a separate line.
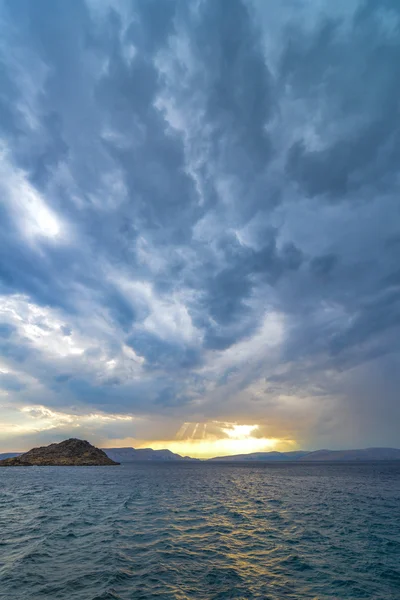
[0, 0, 399, 453]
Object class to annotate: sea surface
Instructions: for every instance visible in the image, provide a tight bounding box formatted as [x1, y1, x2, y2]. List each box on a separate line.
[0, 462, 399, 600]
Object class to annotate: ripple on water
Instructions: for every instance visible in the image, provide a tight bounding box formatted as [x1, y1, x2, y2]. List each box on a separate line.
[0, 462, 399, 599]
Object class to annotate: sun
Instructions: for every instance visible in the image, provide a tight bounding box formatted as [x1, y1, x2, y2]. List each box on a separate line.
[144, 422, 283, 459]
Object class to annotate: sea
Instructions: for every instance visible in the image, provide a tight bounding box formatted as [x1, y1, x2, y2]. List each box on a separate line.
[0, 462, 399, 600]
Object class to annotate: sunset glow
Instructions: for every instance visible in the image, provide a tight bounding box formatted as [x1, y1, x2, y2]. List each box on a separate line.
[145, 436, 280, 459]
[135, 422, 292, 459]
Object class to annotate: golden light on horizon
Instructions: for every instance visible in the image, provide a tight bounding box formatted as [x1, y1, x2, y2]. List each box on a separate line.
[145, 437, 277, 459]
[137, 421, 296, 459]
[222, 424, 258, 439]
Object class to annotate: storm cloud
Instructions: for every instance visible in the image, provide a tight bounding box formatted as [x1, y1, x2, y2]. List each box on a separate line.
[0, 0, 399, 452]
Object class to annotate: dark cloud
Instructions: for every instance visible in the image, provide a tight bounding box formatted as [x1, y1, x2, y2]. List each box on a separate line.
[126, 330, 200, 370]
[283, 2, 400, 199]
[0, 373, 26, 392]
[0, 0, 399, 449]
[53, 374, 72, 384]
[190, 0, 272, 172]
[310, 254, 338, 279]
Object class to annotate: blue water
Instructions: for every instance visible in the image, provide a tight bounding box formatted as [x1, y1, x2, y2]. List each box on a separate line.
[1, 462, 399, 599]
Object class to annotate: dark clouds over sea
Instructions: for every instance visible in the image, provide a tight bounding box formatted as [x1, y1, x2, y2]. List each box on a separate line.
[0, 0, 399, 450]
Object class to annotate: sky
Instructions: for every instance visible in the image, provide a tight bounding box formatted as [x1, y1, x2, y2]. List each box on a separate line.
[0, 0, 400, 458]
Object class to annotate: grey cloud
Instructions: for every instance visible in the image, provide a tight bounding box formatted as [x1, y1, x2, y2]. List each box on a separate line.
[0, 323, 16, 339]
[0, 373, 26, 392]
[310, 254, 338, 279]
[283, 3, 400, 199]
[54, 374, 72, 383]
[0, 0, 399, 448]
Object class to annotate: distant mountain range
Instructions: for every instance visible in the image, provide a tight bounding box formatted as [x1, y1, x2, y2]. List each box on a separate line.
[208, 451, 311, 462]
[2, 447, 400, 463]
[102, 447, 196, 462]
[0, 453, 21, 461]
[298, 448, 400, 461]
[208, 448, 400, 462]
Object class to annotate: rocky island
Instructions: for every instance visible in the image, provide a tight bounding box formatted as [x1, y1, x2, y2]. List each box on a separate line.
[0, 438, 119, 466]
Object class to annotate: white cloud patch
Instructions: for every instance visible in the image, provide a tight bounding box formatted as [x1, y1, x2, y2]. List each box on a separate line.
[0, 404, 133, 438]
[0, 146, 65, 241]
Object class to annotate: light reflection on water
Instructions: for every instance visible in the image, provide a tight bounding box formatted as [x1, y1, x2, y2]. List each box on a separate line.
[0, 462, 399, 599]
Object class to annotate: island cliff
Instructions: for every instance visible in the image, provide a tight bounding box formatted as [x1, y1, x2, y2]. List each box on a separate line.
[0, 438, 119, 466]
